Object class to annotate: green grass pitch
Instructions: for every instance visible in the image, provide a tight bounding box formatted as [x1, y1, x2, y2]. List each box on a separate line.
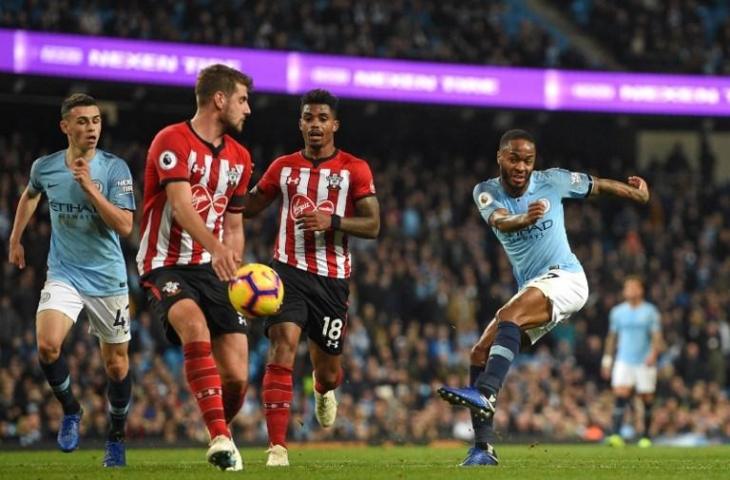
[0, 444, 728, 479]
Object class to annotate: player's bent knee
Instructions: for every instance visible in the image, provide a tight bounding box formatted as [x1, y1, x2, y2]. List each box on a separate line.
[105, 361, 129, 381]
[495, 310, 530, 328]
[37, 341, 62, 364]
[168, 303, 209, 342]
[103, 351, 129, 380]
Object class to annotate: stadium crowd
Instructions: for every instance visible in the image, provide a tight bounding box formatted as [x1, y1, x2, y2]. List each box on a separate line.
[0, 0, 588, 69]
[5, 0, 730, 74]
[0, 100, 729, 447]
[562, 0, 730, 74]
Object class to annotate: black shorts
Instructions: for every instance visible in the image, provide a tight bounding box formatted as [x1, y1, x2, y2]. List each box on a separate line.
[266, 261, 349, 355]
[141, 264, 248, 345]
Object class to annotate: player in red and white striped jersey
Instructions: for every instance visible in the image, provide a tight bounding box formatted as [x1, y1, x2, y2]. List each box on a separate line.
[136, 65, 253, 471]
[244, 89, 380, 466]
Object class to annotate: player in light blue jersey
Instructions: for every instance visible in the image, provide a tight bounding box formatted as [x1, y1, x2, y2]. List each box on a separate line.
[438, 129, 650, 466]
[8, 94, 135, 467]
[602, 276, 662, 448]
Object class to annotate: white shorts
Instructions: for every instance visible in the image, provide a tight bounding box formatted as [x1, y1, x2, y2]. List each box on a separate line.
[518, 269, 589, 344]
[37, 279, 131, 344]
[611, 360, 657, 393]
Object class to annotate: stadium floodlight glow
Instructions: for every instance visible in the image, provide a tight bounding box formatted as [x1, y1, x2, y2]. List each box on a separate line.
[1, 28, 730, 116]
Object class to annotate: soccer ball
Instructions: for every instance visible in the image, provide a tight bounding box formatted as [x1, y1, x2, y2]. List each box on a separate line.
[228, 263, 284, 317]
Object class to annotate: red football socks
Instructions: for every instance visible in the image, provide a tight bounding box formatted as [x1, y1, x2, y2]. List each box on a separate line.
[262, 363, 293, 447]
[183, 341, 230, 439]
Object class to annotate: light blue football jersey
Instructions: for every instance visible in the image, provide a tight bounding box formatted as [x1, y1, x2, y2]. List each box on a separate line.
[28, 149, 135, 296]
[473, 168, 592, 288]
[609, 301, 661, 365]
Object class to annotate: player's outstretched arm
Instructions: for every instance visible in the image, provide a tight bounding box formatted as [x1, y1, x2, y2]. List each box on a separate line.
[165, 181, 239, 281]
[72, 159, 133, 236]
[590, 175, 650, 204]
[8, 186, 42, 269]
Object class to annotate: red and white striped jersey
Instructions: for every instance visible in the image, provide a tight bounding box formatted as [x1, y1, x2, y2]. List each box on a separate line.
[136, 121, 252, 276]
[255, 149, 376, 279]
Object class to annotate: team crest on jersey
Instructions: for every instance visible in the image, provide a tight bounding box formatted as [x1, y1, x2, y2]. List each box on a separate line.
[226, 166, 243, 187]
[161, 281, 181, 296]
[326, 173, 343, 190]
[159, 150, 178, 170]
[478, 192, 493, 207]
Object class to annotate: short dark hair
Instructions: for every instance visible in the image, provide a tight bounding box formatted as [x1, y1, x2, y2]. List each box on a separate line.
[195, 64, 253, 106]
[300, 89, 339, 116]
[61, 93, 97, 118]
[624, 274, 644, 287]
[499, 129, 535, 149]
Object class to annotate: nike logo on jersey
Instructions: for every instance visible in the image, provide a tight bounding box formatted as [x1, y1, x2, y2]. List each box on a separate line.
[47, 183, 59, 189]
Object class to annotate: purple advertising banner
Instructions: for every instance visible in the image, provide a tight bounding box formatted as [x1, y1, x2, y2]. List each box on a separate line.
[287, 52, 545, 108]
[2, 28, 730, 116]
[6, 29, 289, 91]
[546, 70, 730, 115]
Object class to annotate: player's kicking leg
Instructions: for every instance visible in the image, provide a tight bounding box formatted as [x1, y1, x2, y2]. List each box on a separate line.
[439, 287, 551, 466]
[439, 319, 499, 465]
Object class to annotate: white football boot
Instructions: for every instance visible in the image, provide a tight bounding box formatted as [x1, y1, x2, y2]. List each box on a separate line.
[313, 371, 338, 428]
[207, 435, 236, 470]
[266, 444, 289, 467]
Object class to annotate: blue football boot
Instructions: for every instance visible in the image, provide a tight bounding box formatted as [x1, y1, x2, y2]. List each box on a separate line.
[103, 440, 126, 467]
[437, 386, 496, 419]
[461, 445, 499, 466]
[57, 410, 83, 452]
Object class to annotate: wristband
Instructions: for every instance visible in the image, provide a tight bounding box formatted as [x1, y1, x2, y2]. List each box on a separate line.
[330, 214, 342, 231]
[601, 354, 613, 370]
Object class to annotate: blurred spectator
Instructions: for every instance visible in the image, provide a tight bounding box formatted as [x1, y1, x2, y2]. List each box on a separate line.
[561, 0, 730, 74]
[0, 0, 587, 69]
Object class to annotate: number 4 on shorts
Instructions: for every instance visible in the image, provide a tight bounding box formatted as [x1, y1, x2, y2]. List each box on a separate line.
[113, 305, 130, 327]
